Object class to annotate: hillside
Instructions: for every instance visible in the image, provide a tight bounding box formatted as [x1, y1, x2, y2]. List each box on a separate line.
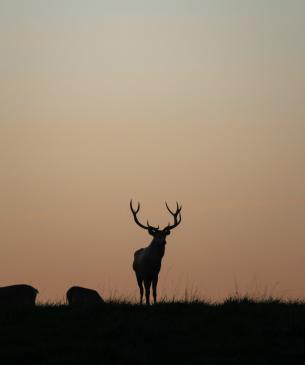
[1, 299, 305, 364]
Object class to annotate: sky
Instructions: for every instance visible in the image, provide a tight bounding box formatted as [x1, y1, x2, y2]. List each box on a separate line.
[1, 0, 305, 302]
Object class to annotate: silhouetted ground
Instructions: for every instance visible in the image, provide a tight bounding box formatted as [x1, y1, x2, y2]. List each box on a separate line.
[1, 298, 305, 364]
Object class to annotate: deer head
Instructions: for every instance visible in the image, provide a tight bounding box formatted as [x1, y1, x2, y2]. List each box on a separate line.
[130, 200, 182, 246]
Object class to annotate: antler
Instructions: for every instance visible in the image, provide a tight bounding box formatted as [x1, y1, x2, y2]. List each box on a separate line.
[165, 202, 182, 230]
[130, 200, 159, 230]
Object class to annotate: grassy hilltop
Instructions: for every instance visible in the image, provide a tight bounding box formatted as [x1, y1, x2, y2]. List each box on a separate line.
[1, 298, 305, 365]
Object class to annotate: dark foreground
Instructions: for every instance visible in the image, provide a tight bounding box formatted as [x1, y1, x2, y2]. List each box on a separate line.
[1, 298, 305, 365]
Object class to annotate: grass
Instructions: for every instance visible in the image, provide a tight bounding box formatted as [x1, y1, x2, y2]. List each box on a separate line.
[1, 297, 305, 364]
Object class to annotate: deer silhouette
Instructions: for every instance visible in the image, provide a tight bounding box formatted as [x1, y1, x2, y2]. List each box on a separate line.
[66, 286, 104, 306]
[0, 284, 38, 306]
[130, 200, 182, 305]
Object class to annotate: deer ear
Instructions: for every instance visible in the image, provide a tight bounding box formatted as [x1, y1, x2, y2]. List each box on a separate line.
[165, 229, 171, 235]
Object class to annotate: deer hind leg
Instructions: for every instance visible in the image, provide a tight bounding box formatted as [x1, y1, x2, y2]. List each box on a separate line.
[152, 275, 158, 304]
[144, 278, 152, 305]
[136, 274, 144, 304]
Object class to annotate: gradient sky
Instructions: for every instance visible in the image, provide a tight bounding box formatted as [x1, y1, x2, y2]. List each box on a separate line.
[1, 1, 305, 302]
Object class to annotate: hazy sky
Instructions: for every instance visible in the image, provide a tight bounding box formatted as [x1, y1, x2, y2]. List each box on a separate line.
[1, 1, 305, 302]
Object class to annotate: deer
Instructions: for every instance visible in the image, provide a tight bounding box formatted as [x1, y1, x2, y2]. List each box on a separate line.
[66, 286, 104, 306]
[0, 284, 39, 306]
[130, 200, 182, 305]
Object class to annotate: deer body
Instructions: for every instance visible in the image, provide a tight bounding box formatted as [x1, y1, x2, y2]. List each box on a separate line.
[0, 284, 38, 306]
[133, 243, 165, 278]
[130, 201, 182, 305]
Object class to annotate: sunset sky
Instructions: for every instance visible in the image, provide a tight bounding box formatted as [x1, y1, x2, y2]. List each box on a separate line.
[1, 1, 305, 302]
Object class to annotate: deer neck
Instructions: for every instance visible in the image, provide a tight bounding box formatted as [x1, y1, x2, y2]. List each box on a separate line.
[148, 239, 166, 259]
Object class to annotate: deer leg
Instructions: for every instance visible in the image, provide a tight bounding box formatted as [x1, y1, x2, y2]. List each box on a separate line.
[136, 274, 144, 304]
[152, 275, 158, 304]
[144, 278, 152, 305]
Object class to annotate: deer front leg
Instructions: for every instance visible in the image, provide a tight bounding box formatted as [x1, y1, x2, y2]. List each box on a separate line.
[152, 275, 158, 304]
[144, 278, 152, 305]
[136, 274, 144, 304]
